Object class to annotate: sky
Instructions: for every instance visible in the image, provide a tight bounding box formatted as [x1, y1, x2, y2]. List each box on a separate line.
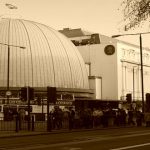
[0, 0, 150, 48]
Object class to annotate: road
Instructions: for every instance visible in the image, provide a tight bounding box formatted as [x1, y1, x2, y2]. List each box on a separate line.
[1, 127, 150, 150]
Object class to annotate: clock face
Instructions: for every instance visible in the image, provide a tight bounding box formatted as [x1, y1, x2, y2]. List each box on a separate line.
[104, 45, 115, 55]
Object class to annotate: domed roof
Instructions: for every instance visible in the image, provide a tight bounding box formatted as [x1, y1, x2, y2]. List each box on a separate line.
[0, 18, 89, 89]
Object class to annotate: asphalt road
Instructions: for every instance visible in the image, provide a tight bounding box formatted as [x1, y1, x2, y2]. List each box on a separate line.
[1, 127, 150, 150]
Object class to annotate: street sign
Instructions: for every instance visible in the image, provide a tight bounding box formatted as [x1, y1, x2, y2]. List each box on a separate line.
[6, 90, 12, 96]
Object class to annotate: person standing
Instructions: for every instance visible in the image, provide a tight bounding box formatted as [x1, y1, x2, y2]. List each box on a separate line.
[69, 108, 75, 130]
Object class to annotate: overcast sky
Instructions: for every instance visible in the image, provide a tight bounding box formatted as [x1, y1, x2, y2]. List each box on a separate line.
[0, 0, 150, 48]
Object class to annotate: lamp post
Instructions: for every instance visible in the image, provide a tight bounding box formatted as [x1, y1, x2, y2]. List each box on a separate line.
[133, 67, 135, 102]
[0, 42, 25, 103]
[112, 32, 150, 113]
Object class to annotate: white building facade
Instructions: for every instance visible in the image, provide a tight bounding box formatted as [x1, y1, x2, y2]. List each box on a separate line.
[60, 28, 150, 102]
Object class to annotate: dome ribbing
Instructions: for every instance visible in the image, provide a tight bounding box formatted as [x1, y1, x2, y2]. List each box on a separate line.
[0, 18, 89, 89]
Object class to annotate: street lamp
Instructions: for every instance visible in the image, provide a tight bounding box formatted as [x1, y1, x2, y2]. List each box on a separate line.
[0, 42, 25, 103]
[112, 32, 149, 113]
[133, 67, 135, 101]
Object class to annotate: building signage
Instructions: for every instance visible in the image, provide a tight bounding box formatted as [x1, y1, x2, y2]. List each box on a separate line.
[104, 45, 115, 55]
[0, 98, 75, 106]
[56, 100, 74, 106]
[0, 99, 20, 104]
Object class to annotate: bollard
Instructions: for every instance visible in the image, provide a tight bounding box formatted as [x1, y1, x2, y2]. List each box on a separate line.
[47, 115, 52, 132]
[31, 116, 34, 131]
[15, 115, 19, 132]
[28, 115, 31, 131]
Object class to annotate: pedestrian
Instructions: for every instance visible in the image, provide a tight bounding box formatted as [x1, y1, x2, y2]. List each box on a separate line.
[69, 108, 75, 130]
[128, 110, 135, 126]
[136, 110, 142, 126]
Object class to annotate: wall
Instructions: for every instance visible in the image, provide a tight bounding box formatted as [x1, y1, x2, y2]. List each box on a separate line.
[89, 76, 102, 99]
[117, 41, 150, 101]
[78, 43, 118, 100]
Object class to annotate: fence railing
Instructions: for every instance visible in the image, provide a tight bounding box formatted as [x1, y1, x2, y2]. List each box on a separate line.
[0, 112, 147, 132]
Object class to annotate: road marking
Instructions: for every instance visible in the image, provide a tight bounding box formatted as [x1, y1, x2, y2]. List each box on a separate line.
[110, 142, 150, 150]
[70, 148, 81, 150]
[127, 129, 150, 134]
[62, 147, 82, 150]
[8, 132, 150, 150]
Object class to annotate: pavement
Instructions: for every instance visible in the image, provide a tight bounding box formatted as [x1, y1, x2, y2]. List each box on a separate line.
[0, 129, 74, 138]
[0, 131, 45, 138]
[0, 125, 143, 139]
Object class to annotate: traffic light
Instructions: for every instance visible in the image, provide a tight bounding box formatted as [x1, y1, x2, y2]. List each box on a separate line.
[29, 87, 34, 100]
[20, 87, 27, 101]
[126, 93, 132, 103]
[146, 93, 150, 101]
[146, 93, 150, 112]
[20, 87, 34, 101]
[47, 86, 57, 103]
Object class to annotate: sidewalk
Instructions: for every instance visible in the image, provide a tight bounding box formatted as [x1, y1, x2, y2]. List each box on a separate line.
[0, 131, 48, 138]
[0, 125, 145, 139]
[0, 129, 75, 138]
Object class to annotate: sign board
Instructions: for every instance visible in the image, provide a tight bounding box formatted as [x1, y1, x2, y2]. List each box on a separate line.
[56, 100, 74, 106]
[6, 91, 12, 96]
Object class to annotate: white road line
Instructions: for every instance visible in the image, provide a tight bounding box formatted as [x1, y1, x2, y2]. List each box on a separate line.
[61, 147, 82, 150]
[69, 148, 82, 150]
[110, 143, 150, 150]
[9, 132, 150, 150]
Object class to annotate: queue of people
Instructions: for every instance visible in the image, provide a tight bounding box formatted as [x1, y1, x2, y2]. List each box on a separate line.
[2, 105, 146, 131]
[49, 106, 144, 130]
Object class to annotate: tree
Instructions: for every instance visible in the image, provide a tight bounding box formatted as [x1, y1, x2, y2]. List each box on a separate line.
[120, 0, 150, 31]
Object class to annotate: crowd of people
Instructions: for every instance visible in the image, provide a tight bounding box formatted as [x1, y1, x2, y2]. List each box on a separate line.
[49, 106, 144, 130]
[2, 105, 147, 130]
